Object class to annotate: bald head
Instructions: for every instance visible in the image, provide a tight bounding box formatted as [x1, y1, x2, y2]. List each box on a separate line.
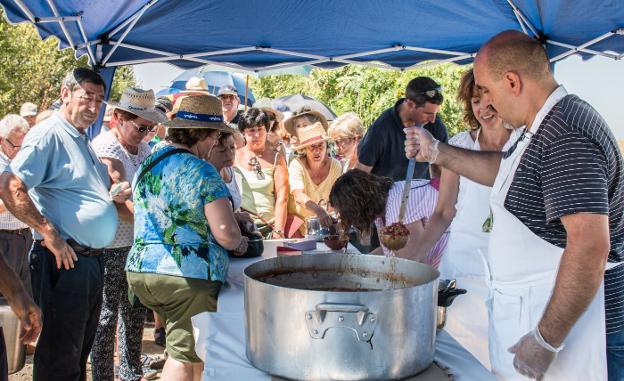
[478, 30, 551, 82]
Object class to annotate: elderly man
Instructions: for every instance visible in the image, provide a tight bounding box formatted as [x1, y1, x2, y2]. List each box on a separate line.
[0, 67, 130, 381]
[406, 30, 623, 381]
[19, 102, 37, 127]
[0, 115, 31, 295]
[357, 76, 448, 181]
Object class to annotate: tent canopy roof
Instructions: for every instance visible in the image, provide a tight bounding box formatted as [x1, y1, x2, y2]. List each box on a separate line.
[1, 0, 623, 73]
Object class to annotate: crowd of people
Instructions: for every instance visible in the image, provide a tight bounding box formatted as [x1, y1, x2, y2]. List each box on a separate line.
[0, 29, 621, 381]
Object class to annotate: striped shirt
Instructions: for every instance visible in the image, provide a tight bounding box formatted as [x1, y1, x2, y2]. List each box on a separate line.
[0, 152, 28, 230]
[505, 93, 624, 334]
[374, 180, 449, 267]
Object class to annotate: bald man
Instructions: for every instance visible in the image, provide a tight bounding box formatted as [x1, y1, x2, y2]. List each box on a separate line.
[405, 30, 624, 381]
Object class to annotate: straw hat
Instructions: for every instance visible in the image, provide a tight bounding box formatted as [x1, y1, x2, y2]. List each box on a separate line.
[165, 94, 232, 131]
[253, 98, 284, 122]
[105, 87, 168, 123]
[183, 77, 210, 93]
[284, 110, 328, 136]
[292, 122, 331, 151]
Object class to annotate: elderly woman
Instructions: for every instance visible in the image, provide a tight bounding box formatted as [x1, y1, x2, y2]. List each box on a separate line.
[328, 112, 365, 171]
[234, 108, 289, 238]
[126, 95, 247, 381]
[91, 87, 168, 381]
[330, 169, 448, 266]
[208, 131, 241, 211]
[410, 69, 521, 367]
[288, 122, 342, 231]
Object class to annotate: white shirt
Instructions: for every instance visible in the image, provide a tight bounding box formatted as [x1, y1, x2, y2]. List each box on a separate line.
[0, 152, 28, 230]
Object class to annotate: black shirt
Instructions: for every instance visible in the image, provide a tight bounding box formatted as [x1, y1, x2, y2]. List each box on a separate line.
[358, 99, 448, 181]
[505, 94, 624, 333]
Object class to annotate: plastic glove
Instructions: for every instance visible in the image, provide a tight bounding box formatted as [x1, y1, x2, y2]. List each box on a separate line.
[508, 329, 558, 380]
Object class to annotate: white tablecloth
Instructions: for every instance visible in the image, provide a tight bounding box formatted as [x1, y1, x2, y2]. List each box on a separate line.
[192, 240, 496, 381]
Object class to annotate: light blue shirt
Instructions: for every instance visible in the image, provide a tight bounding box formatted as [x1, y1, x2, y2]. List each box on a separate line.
[7, 112, 118, 248]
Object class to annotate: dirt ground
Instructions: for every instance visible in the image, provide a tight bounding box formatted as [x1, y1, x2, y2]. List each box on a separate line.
[9, 323, 164, 381]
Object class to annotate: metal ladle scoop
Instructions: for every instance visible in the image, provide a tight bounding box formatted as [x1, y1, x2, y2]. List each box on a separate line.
[380, 157, 417, 251]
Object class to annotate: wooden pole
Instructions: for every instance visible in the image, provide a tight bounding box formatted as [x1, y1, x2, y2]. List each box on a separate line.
[244, 74, 250, 111]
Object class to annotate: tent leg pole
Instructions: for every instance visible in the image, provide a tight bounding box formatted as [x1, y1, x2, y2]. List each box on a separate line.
[244, 75, 249, 111]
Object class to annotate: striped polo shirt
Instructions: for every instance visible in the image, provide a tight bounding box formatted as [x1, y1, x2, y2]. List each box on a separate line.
[505, 92, 624, 334]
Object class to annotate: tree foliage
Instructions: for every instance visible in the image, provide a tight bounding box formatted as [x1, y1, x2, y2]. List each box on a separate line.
[253, 63, 470, 137]
[0, 11, 135, 117]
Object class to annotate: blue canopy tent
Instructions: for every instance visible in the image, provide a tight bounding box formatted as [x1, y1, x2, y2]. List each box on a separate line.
[1, 0, 623, 137]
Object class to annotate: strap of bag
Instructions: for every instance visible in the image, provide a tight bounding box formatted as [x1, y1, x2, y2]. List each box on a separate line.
[134, 148, 189, 191]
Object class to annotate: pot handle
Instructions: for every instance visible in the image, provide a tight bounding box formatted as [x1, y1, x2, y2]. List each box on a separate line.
[306, 303, 377, 342]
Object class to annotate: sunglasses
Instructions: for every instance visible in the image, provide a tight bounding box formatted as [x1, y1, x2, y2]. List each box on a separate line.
[416, 86, 444, 99]
[128, 120, 156, 134]
[248, 156, 265, 180]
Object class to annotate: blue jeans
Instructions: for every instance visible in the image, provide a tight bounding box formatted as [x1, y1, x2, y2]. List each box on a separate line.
[608, 328, 624, 381]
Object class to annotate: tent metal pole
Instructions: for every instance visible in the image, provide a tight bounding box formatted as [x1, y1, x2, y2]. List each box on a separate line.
[76, 39, 101, 49]
[506, 0, 539, 38]
[512, 9, 528, 35]
[108, 0, 158, 38]
[258, 47, 326, 60]
[547, 39, 618, 60]
[34, 16, 81, 23]
[549, 31, 616, 62]
[405, 53, 475, 70]
[108, 40, 257, 59]
[11, 0, 35, 23]
[45, 0, 76, 49]
[332, 46, 403, 60]
[102, 1, 155, 65]
[75, 17, 97, 65]
[404, 46, 470, 56]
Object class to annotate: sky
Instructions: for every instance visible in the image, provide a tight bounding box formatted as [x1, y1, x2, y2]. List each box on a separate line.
[134, 55, 624, 140]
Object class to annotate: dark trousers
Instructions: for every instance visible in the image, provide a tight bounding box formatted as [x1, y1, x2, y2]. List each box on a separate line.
[0, 229, 33, 296]
[30, 242, 104, 381]
[608, 327, 624, 381]
[0, 328, 7, 381]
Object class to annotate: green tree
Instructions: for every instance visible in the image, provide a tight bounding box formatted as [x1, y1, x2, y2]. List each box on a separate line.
[0, 10, 135, 116]
[252, 63, 470, 137]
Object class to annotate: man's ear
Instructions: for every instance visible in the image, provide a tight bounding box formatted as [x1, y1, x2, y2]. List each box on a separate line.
[60, 86, 71, 105]
[503, 71, 522, 96]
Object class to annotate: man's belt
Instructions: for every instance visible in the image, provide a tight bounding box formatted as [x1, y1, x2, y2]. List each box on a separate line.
[0, 228, 31, 236]
[35, 239, 104, 257]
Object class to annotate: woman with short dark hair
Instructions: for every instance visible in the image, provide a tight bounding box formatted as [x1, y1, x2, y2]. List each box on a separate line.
[234, 108, 289, 238]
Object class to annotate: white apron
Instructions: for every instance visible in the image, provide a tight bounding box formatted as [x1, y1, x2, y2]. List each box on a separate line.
[487, 124, 617, 380]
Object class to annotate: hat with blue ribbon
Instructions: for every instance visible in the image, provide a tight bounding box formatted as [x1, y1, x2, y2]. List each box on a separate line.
[165, 94, 233, 131]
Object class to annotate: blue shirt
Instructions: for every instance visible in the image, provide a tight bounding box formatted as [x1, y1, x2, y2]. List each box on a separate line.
[7, 112, 118, 248]
[126, 146, 232, 282]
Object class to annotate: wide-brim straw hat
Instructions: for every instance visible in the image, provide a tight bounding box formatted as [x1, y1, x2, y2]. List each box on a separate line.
[284, 110, 328, 136]
[105, 87, 168, 124]
[182, 76, 210, 94]
[292, 122, 331, 151]
[165, 94, 232, 131]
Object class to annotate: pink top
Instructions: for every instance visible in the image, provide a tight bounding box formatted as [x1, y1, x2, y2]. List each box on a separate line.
[374, 180, 449, 268]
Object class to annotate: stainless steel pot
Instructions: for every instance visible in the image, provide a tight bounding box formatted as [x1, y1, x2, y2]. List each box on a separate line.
[244, 254, 440, 381]
[0, 298, 26, 374]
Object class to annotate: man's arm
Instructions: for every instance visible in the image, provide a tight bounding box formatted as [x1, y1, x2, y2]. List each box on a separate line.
[100, 157, 134, 222]
[539, 213, 609, 347]
[405, 126, 502, 186]
[0, 254, 42, 343]
[0, 172, 77, 269]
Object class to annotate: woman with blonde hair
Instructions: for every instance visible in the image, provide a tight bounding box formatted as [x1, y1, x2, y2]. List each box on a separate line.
[329, 112, 365, 171]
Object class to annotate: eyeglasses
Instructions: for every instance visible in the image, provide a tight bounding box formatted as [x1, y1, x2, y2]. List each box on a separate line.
[334, 137, 354, 147]
[128, 120, 156, 134]
[416, 86, 444, 99]
[4, 138, 20, 150]
[248, 156, 265, 180]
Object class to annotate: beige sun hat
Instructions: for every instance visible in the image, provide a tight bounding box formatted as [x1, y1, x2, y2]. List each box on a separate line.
[165, 94, 233, 132]
[292, 122, 331, 151]
[20, 102, 38, 117]
[105, 87, 168, 124]
[183, 77, 210, 93]
[284, 110, 328, 137]
[253, 98, 284, 122]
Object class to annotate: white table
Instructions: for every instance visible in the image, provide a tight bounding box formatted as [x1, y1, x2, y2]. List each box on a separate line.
[192, 240, 496, 381]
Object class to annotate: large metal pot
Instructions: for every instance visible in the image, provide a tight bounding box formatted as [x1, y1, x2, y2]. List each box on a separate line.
[244, 254, 439, 381]
[0, 298, 26, 374]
